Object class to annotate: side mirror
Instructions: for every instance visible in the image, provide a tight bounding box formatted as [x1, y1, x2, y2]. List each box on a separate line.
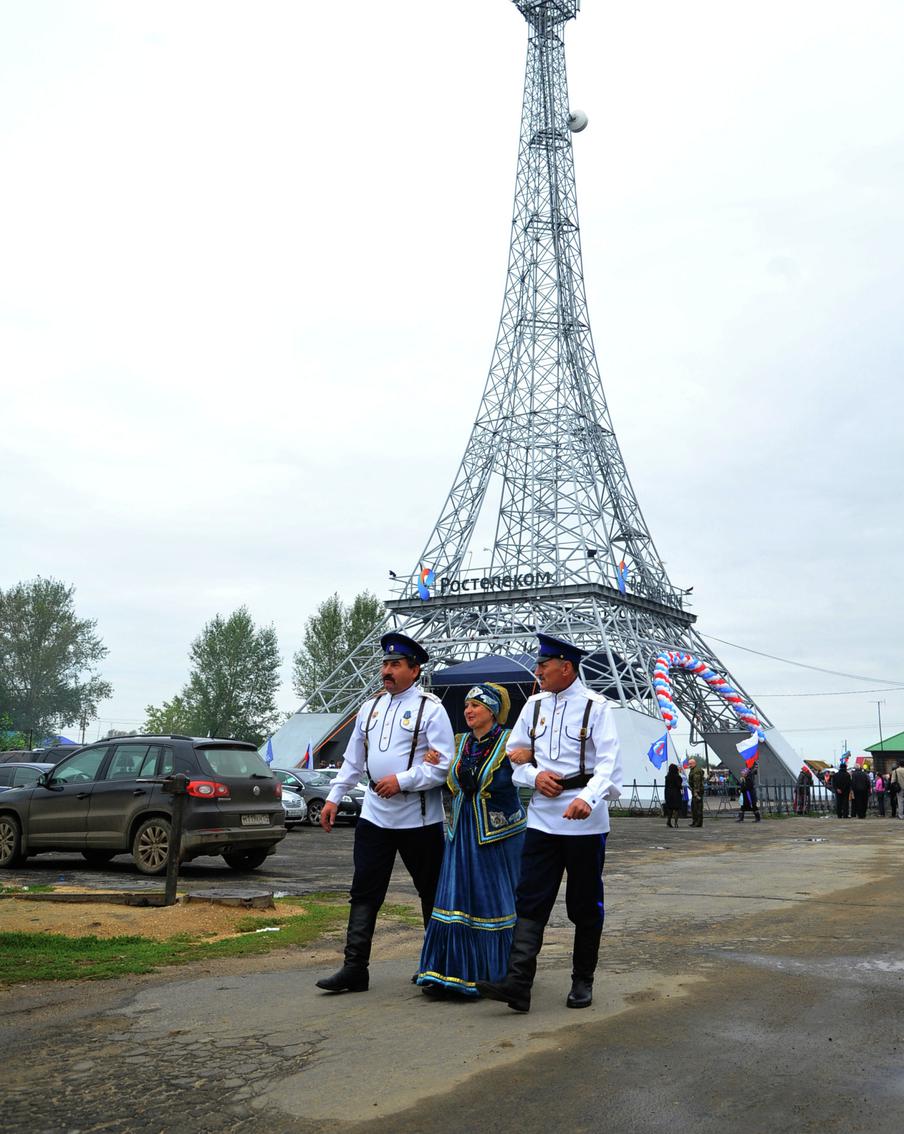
[37, 772, 52, 788]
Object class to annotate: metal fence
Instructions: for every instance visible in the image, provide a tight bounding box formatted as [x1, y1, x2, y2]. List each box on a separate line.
[611, 781, 897, 819]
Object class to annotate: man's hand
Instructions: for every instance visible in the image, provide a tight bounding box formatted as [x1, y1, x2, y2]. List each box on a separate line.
[508, 747, 534, 766]
[374, 774, 402, 798]
[563, 798, 591, 820]
[535, 771, 564, 798]
[320, 801, 339, 832]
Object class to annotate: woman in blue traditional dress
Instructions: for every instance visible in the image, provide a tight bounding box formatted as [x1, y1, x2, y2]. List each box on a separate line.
[416, 682, 527, 998]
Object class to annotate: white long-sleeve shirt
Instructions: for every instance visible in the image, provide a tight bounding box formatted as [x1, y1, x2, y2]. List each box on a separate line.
[509, 678, 623, 835]
[327, 684, 454, 828]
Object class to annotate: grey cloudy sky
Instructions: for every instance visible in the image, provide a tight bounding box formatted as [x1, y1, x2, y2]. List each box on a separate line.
[3, 0, 902, 760]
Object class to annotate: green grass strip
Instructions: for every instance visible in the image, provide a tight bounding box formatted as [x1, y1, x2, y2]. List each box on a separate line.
[0, 894, 418, 986]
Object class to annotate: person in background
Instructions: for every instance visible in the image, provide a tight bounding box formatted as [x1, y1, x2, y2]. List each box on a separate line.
[891, 763, 904, 821]
[851, 764, 871, 819]
[416, 683, 526, 998]
[796, 764, 814, 815]
[874, 771, 886, 817]
[833, 762, 852, 819]
[664, 763, 683, 828]
[737, 764, 761, 822]
[688, 757, 705, 828]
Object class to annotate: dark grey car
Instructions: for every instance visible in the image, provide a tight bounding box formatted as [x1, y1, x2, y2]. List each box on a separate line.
[0, 736, 287, 874]
[0, 763, 55, 793]
[271, 768, 363, 826]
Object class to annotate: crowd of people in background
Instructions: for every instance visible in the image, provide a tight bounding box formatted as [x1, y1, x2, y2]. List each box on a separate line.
[799, 760, 904, 820]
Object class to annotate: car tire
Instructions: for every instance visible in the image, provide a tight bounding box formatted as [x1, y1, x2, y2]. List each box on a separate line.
[222, 848, 269, 871]
[132, 817, 171, 875]
[306, 799, 324, 826]
[0, 814, 24, 869]
[82, 849, 117, 865]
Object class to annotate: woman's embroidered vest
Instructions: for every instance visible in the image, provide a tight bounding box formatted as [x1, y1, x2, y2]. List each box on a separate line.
[447, 728, 527, 845]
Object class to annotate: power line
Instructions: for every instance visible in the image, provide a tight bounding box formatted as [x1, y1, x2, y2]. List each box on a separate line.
[753, 686, 904, 698]
[708, 635, 904, 687]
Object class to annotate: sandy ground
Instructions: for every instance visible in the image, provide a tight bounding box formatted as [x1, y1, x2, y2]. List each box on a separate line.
[0, 890, 312, 941]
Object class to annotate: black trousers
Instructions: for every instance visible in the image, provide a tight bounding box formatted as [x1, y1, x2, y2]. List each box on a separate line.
[852, 791, 869, 819]
[514, 828, 607, 930]
[350, 817, 445, 924]
[836, 794, 850, 819]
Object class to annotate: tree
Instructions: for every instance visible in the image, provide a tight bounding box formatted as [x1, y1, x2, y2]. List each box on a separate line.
[144, 607, 281, 745]
[292, 590, 383, 704]
[0, 577, 112, 742]
[0, 712, 27, 751]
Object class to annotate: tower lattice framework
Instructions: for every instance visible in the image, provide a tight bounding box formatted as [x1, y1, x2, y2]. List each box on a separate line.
[306, 0, 775, 759]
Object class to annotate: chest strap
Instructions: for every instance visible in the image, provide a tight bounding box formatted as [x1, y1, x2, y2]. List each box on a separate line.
[365, 692, 430, 816]
[529, 697, 594, 785]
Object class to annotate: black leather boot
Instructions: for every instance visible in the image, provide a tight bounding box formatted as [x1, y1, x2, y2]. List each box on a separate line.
[736, 811, 744, 822]
[754, 811, 762, 823]
[475, 918, 544, 1012]
[316, 902, 378, 993]
[567, 923, 603, 1009]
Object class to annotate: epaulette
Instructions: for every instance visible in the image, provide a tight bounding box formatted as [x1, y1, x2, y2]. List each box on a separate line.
[420, 689, 443, 705]
[526, 690, 552, 703]
[584, 689, 607, 703]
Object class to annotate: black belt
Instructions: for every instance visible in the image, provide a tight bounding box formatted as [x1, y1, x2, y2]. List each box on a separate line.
[556, 772, 593, 791]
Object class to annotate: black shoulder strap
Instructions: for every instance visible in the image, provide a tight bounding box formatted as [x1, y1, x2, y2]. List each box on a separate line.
[578, 698, 594, 776]
[407, 695, 429, 815]
[529, 700, 543, 766]
[362, 691, 386, 782]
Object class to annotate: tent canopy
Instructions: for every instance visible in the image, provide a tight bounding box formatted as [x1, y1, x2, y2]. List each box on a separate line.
[430, 654, 536, 687]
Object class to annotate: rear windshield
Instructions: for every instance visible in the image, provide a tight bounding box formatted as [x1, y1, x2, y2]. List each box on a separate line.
[197, 747, 274, 778]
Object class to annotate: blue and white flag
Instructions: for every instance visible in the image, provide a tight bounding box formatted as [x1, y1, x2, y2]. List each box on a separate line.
[737, 732, 759, 768]
[647, 732, 669, 770]
[617, 559, 628, 595]
[264, 737, 274, 766]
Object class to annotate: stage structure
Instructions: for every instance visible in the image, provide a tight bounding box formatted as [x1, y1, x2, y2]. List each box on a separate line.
[302, 0, 797, 783]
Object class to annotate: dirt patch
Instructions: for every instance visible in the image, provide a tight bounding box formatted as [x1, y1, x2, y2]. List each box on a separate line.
[0, 893, 307, 942]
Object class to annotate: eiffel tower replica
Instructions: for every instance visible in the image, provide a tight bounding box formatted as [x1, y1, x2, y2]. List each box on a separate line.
[306, 0, 795, 782]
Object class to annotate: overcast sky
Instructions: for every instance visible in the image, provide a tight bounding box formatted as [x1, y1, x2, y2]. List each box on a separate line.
[2, 0, 902, 760]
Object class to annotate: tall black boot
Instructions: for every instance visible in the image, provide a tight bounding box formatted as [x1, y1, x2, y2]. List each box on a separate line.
[316, 902, 378, 993]
[567, 922, 603, 1009]
[736, 810, 744, 822]
[754, 811, 761, 823]
[475, 918, 544, 1013]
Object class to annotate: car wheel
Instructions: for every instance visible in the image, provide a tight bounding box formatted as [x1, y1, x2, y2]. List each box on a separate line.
[132, 817, 171, 875]
[222, 848, 269, 871]
[0, 815, 24, 868]
[82, 849, 117, 865]
[306, 799, 324, 826]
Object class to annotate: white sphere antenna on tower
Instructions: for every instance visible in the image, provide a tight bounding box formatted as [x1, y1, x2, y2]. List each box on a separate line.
[568, 109, 588, 133]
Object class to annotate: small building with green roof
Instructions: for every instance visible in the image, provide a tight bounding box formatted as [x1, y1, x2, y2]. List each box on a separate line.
[865, 730, 904, 776]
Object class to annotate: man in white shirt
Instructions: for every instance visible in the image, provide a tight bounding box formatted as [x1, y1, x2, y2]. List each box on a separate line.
[315, 632, 455, 994]
[477, 633, 622, 1012]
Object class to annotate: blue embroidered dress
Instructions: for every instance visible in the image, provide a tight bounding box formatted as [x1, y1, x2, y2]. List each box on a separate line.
[416, 724, 527, 996]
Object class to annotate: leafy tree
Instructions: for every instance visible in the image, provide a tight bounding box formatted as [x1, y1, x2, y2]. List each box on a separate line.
[0, 577, 112, 742]
[144, 607, 281, 745]
[0, 712, 28, 751]
[292, 590, 383, 704]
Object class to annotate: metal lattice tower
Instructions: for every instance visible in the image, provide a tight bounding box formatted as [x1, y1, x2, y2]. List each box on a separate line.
[305, 0, 776, 758]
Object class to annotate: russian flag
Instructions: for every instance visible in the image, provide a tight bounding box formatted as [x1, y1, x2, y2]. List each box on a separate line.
[737, 733, 759, 768]
[300, 741, 313, 769]
[264, 737, 274, 766]
[647, 732, 668, 770]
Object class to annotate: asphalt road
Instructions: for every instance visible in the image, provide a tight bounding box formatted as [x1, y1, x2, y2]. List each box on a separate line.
[3, 815, 904, 1134]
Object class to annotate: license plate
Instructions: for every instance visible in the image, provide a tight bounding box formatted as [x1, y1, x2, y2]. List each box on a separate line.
[241, 814, 270, 826]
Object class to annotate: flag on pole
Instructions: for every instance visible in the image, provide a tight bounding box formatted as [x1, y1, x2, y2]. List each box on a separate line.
[300, 741, 313, 769]
[647, 732, 668, 770]
[264, 737, 274, 766]
[737, 732, 759, 768]
[617, 560, 628, 595]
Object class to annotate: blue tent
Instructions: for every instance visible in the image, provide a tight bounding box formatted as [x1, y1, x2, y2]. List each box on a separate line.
[430, 654, 536, 687]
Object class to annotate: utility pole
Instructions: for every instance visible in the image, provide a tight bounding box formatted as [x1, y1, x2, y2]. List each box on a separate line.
[871, 700, 886, 771]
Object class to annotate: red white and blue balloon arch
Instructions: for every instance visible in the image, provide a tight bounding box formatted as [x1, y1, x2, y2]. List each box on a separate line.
[652, 651, 765, 745]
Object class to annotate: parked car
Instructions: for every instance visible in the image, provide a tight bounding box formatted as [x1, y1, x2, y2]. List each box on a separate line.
[281, 787, 308, 829]
[0, 763, 55, 793]
[0, 748, 79, 766]
[0, 736, 286, 874]
[271, 767, 363, 826]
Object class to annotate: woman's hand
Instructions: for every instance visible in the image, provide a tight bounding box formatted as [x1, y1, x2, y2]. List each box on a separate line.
[423, 749, 442, 765]
[508, 747, 533, 766]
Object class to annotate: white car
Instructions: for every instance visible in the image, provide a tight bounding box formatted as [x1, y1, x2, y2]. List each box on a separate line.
[281, 787, 308, 829]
